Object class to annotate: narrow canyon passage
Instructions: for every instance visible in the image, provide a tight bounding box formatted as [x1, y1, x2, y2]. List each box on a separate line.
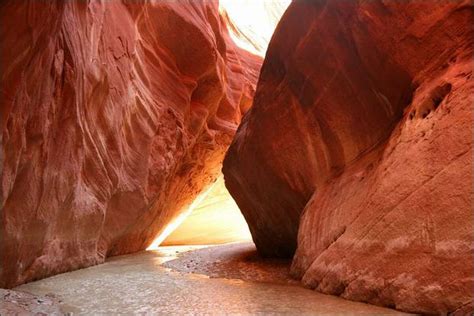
[1, 0, 472, 315]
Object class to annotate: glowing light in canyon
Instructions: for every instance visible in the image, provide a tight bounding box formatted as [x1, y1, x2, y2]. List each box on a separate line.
[162, 177, 252, 246]
[147, 1, 291, 250]
[219, 0, 291, 56]
[147, 177, 252, 250]
[146, 183, 218, 251]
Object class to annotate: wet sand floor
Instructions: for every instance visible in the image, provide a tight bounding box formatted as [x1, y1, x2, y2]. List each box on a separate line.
[16, 243, 410, 315]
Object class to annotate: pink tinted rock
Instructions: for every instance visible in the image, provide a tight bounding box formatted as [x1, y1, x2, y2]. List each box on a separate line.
[0, 0, 261, 288]
[223, 0, 473, 313]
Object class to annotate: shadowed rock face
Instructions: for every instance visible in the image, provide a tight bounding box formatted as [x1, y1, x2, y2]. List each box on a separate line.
[0, 0, 261, 288]
[223, 0, 473, 313]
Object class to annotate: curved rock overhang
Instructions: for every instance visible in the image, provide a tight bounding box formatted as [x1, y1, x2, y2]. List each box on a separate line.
[223, 0, 473, 313]
[0, 0, 265, 288]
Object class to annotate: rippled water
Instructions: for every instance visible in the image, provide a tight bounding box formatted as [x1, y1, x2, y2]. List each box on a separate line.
[16, 247, 408, 315]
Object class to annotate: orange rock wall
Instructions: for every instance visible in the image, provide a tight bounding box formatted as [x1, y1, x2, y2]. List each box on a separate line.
[223, 1, 473, 313]
[1, 0, 261, 288]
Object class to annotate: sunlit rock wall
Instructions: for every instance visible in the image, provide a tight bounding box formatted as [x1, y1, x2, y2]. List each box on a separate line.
[219, 0, 291, 57]
[162, 177, 252, 246]
[223, 0, 473, 314]
[158, 0, 291, 247]
[0, 0, 261, 288]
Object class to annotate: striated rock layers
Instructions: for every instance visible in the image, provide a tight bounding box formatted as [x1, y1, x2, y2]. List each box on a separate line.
[223, 0, 473, 313]
[1, 0, 261, 287]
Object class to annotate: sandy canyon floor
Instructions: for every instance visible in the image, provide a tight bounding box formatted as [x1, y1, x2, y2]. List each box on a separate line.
[8, 243, 410, 315]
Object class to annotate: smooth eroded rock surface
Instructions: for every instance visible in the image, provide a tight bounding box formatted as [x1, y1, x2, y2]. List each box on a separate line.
[1, 0, 261, 287]
[223, 0, 473, 313]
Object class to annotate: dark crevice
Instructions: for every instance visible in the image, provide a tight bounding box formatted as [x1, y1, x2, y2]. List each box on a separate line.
[432, 83, 452, 110]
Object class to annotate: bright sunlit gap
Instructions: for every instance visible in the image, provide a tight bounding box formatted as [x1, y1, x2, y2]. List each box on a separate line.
[162, 176, 252, 246]
[146, 1, 291, 251]
[219, 0, 291, 57]
[146, 182, 219, 251]
[146, 176, 252, 251]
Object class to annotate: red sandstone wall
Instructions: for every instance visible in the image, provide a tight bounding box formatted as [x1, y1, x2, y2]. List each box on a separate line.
[223, 1, 473, 313]
[0, 0, 261, 288]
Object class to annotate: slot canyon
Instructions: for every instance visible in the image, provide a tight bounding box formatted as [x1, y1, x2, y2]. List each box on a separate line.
[0, 0, 472, 315]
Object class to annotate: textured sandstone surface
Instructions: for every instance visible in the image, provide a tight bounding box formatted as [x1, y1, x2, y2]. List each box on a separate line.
[1, 0, 261, 288]
[0, 289, 62, 315]
[223, 0, 473, 313]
